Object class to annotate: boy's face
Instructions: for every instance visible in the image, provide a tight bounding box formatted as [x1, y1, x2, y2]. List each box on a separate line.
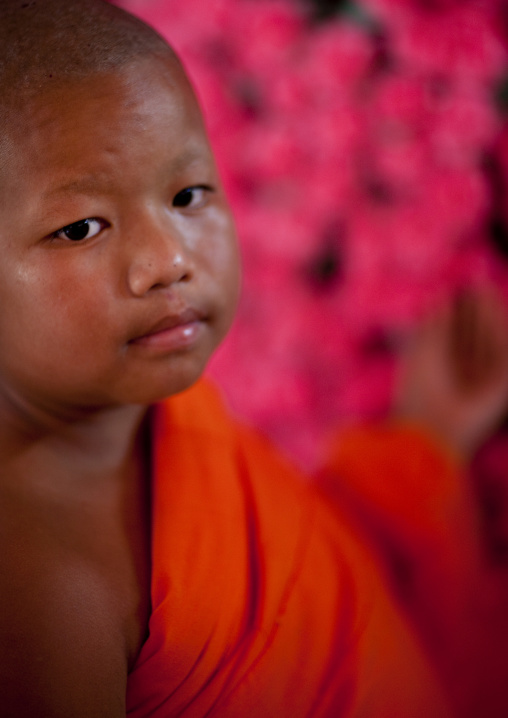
[0, 55, 240, 411]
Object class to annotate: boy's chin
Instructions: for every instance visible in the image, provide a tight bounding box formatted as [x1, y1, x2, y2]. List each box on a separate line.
[122, 361, 210, 407]
[135, 374, 204, 405]
[122, 328, 229, 406]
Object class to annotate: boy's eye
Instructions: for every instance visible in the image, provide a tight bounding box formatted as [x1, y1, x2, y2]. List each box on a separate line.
[172, 186, 210, 209]
[53, 217, 106, 242]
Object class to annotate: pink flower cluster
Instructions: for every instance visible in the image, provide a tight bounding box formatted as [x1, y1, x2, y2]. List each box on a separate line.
[117, 0, 508, 467]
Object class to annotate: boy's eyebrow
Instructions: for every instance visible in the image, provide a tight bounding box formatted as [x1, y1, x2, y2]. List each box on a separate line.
[42, 148, 211, 198]
[170, 147, 211, 174]
[43, 175, 108, 198]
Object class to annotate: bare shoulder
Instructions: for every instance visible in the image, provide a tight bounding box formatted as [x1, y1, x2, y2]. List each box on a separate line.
[0, 485, 132, 717]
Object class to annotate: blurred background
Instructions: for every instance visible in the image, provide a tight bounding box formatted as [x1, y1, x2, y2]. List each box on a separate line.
[117, 0, 508, 483]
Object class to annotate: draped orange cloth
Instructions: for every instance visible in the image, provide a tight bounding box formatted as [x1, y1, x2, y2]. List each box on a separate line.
[126, 380, 452, 717]
[319, 425, 508, 718]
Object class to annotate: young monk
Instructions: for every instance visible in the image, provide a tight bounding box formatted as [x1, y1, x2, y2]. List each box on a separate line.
[0, 1, 506, 716]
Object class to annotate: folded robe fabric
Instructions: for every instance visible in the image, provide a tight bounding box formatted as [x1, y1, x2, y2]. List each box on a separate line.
[320, 425, 508, 718]
[126, 380, 452, 717]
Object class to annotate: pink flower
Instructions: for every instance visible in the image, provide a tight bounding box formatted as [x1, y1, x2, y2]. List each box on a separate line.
[390, 4, 505, 84]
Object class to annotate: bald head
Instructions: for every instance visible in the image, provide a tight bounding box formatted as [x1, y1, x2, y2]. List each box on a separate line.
[0, 0, 175, 115]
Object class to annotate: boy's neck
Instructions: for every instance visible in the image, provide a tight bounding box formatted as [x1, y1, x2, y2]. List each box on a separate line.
[0, 388, 150, 476]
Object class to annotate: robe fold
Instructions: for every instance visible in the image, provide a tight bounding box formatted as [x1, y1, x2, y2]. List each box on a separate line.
[319, 424, 508, 718]
[126, 380, 452, 717]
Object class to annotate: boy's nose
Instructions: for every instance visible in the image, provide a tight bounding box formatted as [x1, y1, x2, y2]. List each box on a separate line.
[126, 214, 194, 297]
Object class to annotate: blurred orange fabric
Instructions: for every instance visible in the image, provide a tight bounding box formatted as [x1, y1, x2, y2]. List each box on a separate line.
[319, 424, 508, 718]
[126, 380, 455, 716]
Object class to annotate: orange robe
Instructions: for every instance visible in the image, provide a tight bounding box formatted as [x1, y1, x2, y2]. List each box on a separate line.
[319, 426, 508, 718]
[126, 380, 451, 717]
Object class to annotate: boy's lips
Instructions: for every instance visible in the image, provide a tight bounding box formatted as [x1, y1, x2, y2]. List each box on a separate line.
[129, 308, 206, 350]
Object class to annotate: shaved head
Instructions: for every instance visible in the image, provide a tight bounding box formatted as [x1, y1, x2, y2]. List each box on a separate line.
[0, 0, 183, 176]
[0, 0, 176, 121]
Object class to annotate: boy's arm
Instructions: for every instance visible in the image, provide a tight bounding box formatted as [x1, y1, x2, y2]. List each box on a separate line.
[317, 288, 508, 716]
[318, 287, 508, 585]
[318, 288, 508, 554]
[0, 540, 127, 717]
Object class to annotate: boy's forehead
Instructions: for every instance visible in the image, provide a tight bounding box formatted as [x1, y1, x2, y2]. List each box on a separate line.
[0, 73, 214, 224]
[0, 1, 217, 219]
[30, 53, 195, 121]
[0, 0, 188, 172]
[2, 54, 205, 180]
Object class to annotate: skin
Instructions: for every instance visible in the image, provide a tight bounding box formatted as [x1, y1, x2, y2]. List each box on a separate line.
[0, 53, 240, 716]
[0, 54, 239, 415]
[396, 288, 508, 459]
